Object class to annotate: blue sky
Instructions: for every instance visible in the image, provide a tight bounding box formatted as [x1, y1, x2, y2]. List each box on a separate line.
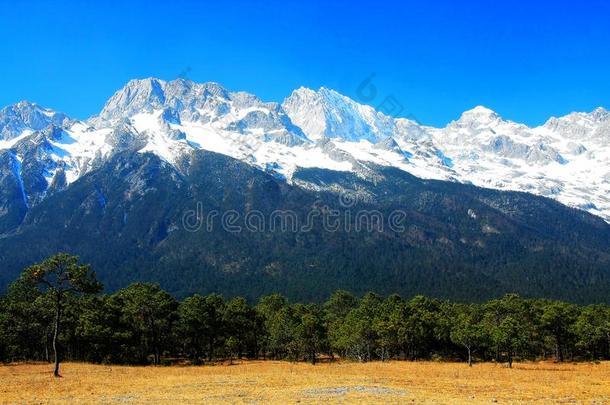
[0, 0, 608, 127]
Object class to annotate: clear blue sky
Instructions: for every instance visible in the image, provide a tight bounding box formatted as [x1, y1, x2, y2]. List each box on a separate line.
[0, 0, 608, 127]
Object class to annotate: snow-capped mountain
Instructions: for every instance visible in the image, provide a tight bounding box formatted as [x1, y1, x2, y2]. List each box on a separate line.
[283, 86, 399, 142]
[0, 101, 70, 141]
[423, 106, 610, 218]
[1, 78, 609, 220]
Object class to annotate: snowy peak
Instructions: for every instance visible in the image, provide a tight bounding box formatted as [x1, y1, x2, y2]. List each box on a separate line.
[452, 105, 503, 128]
[281, 87, 328, 141]
[282, 86, 396, 143]
[543, 107, 610, 142]
[464, 105, 497, 114]
[590, 106, 610, 121]
[546, 108, 608, 127]
[0, 101, 69, 140]
[98, 79, 300, 134]
[99, 78, 167, 121]
[98, 78, 240, 123]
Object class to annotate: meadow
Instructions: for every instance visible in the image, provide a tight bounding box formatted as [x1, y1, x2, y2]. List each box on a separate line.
[1, 360, 609, 404]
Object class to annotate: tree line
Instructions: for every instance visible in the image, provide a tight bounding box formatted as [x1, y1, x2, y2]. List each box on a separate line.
[1, 254, 609, 375]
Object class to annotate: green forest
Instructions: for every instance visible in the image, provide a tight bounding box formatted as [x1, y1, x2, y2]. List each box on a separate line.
[1, 254, 609, 375]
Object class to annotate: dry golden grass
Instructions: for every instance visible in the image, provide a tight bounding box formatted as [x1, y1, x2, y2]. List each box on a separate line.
[1, 360, 609, 404]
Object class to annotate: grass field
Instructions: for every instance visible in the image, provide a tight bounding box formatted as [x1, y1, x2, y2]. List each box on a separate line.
[1, 360, 609, 404]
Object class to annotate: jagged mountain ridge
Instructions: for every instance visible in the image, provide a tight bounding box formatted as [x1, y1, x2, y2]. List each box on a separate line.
[1, 78, 609, 222]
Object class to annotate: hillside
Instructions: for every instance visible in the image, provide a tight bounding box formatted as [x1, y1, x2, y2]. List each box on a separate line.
[1, 150, 609, 302]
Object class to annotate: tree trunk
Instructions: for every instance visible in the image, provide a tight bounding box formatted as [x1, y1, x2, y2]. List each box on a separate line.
[508, 350, 513, 368]
[467, 346, 472, 367]
[52, 294, 62, 377]
[44, 326, 50, 363]
[153, 338, 160, 365]
[555, 341, 564, 362]
[151, 323, 160, 365]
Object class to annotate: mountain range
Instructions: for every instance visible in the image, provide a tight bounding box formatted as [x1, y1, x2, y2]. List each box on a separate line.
[1, 78, 609, 302]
